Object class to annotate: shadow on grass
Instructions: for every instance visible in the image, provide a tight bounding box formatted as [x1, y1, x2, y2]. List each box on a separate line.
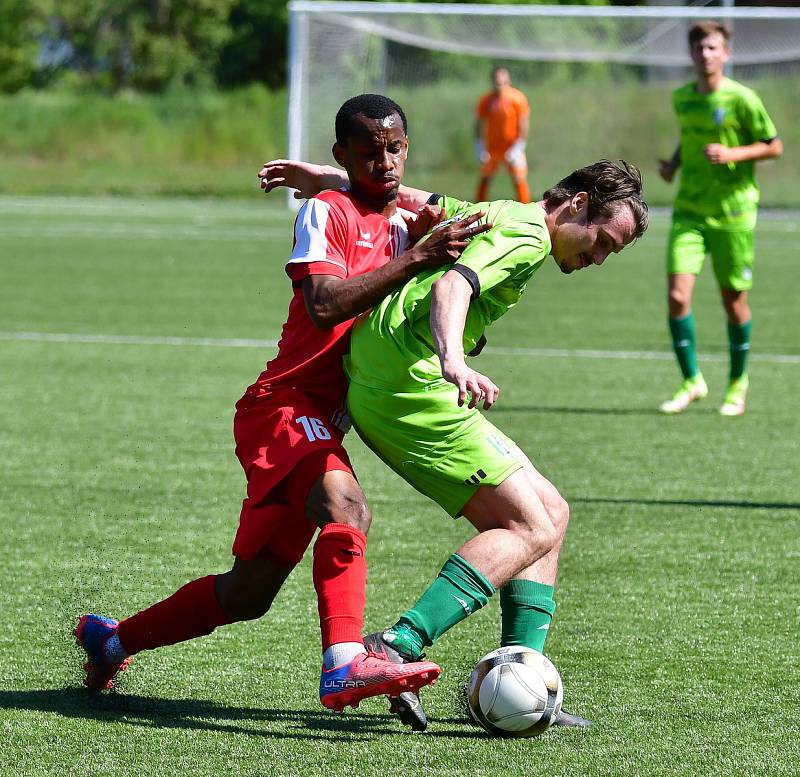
[574, 496, 800, 511]
[0, 688, 488, 739]
[0, 688, 416, 740]
[493, 405, 716, 417]
[2, 688, 601, 743]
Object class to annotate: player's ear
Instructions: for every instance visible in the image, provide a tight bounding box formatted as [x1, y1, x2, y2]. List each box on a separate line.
[571, 191, 589, 215]
[332, 142, 346, 168]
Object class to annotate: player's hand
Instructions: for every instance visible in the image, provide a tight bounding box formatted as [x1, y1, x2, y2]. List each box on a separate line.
[474, 139, 490, 165]
[704, 143, 734, 165]
[410, 211, 492, 269]
[467, 334, 487, 358]
[258, 160, 338, 199]
[658, 159, 676, 182]
[403, 203, 444, 245]
[441, 359, 499, 410]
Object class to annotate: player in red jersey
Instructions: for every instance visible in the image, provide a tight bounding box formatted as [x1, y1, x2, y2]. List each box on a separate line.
[75, 94, 489, 715]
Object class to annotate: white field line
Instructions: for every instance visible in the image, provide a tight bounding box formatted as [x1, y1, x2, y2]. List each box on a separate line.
[0, 224, 281, 240]
[2, 330, 798, 364]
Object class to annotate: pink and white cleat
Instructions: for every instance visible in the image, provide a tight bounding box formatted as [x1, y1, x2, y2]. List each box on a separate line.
[319, 649, 440, 713]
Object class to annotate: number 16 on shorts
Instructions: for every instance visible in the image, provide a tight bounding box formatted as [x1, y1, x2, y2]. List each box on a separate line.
[296, 415, 332, 442]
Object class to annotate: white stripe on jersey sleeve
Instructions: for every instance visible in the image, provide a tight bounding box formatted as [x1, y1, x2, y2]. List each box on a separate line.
[286, 198, 347, 272]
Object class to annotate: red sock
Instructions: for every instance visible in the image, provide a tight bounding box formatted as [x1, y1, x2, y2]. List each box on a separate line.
[313, 524, 367, 650]
[117, 575, 232, 655]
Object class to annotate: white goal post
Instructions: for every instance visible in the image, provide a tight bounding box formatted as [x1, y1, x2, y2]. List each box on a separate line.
[286, 2, 800, 206]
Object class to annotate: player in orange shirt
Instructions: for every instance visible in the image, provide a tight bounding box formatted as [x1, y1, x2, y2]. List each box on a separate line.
[474, 66, 531, 203]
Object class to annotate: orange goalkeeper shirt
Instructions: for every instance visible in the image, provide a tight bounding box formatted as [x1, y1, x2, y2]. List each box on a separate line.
[476, 87, 530, 154]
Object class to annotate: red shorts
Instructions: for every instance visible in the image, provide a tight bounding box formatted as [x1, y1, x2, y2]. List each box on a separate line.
[231, 388, 354, 566]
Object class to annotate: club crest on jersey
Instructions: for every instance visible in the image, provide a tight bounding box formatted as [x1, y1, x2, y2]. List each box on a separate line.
[713, 107, 726, 125]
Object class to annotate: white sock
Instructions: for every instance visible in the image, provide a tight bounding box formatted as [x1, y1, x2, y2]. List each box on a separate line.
[322, 642, 366, 670]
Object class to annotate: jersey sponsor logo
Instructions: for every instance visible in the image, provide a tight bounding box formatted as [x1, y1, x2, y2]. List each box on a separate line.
[355, 239, 375, 248]
[487, 433, 512, 457]
[713, 107, 726, 125]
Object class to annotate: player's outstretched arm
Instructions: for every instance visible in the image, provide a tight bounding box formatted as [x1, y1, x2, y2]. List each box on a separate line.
[430, 271, 499, 410]
[258, 158, 437, 212]
[258, 160, 347, 199]
[303, 212, 491, 329]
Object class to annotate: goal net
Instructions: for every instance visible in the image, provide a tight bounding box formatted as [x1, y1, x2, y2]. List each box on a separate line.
[287, 2, 800, 206]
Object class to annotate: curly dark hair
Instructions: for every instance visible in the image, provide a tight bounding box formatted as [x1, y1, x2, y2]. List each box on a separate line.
[335, 94, 408, 145]
[542, 160, 649, 240]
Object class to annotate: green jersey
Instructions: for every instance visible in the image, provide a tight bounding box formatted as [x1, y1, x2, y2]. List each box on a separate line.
[673, 77, 777, 229]
[346, 196, 551, 392]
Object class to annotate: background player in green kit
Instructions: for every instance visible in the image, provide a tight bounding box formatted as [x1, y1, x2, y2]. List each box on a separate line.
[658, 20, 783, 416]
[344, 160, 648, 726]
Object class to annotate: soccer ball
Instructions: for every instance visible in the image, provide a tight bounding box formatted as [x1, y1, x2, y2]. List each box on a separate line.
[467, 646, 563, 737]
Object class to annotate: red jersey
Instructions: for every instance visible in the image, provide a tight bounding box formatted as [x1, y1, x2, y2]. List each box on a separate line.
[244, 189, 410, 419]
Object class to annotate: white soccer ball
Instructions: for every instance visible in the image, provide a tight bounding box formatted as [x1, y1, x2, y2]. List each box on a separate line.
[467, 646, 563, 737]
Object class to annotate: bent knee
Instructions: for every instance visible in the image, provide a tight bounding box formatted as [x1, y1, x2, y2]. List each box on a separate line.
[511, 515, 559, 560]
[548, 496, 570, 539]
[307, 476, 372, 533]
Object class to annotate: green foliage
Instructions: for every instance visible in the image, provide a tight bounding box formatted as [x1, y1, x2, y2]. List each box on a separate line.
[218, 0, 288, 90]
[1, 0, 616, 94]
[0, 0, 42, 92]
[0, 87, 286, 196]
[29, 0, 237, 92]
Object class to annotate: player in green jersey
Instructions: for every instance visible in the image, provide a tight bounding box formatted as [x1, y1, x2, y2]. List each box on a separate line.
[262, 157, 648, 729]
[346, 162, 647, 728]
[658, 20, 783, 416]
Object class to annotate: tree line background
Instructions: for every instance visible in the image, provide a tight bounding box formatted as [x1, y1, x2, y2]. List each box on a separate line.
[1, 0, 612, 94]
[1, 0, 796, 203]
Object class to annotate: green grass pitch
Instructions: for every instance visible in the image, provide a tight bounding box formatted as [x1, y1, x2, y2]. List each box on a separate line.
[1, 195, 798, 776]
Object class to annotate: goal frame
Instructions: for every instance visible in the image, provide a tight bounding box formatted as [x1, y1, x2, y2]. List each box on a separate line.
[286, 2, 800, 207]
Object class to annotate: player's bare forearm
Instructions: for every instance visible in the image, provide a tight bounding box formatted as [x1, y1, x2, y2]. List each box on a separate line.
[706, 138, 783, 165]
[303, 213, 491, 328]
[396, 185, 435, 212]
[431, 271, 499, 409]
[658, 145, 681, 183]
[258, 160, 347, 199]
[260, 158, 437, 213]
[519, 116, 530, 142]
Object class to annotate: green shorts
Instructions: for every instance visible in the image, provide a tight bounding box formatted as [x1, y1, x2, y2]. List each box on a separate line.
[667, 215, 754, 291]
[347, 381, 523, 517]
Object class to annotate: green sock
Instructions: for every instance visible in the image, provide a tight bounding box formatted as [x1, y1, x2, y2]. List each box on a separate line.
[668, 313, 699, 379]
[392, 554, 495, 657]
[500, 579, 556, 653]
[728, 319, 751, 380]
